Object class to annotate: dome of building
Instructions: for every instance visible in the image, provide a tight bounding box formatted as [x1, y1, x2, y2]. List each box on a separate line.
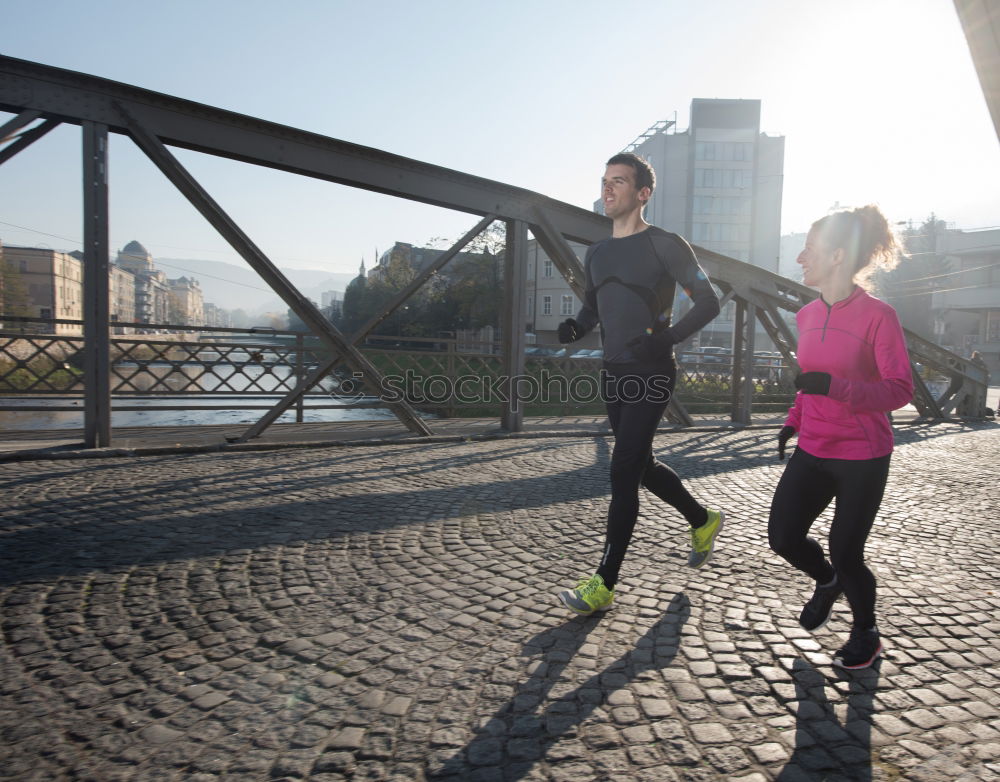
[121, 240, 151, 258]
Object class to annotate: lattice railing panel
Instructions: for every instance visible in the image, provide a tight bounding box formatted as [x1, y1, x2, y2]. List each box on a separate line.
[0, 335, 85, 392]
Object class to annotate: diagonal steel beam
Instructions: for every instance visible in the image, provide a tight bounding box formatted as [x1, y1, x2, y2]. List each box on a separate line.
[0, 109, 41, 142]
[756, 302, 798, 364]
[910, 369, 944, 418]
[114, 100, 432, 437]
[234, 214, 497, 442]
[0, 117, 58, 165]
[529, 207, 586, 298]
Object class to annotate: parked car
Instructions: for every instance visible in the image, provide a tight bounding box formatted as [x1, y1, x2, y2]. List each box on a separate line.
[525, 346, 567, 358]
[699, 347, 733, 364]
[753, 351, 784, 367]
[570, 349, 603, 359]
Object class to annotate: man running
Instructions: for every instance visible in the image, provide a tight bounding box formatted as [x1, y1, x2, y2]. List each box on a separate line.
[556, 153, 723, 616]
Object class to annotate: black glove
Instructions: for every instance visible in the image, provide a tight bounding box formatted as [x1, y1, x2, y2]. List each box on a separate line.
[627, 329, 677, 363]
[794, 371, 832, 395]
[557, 318, 579, 344]
[777, 425, 796, 460]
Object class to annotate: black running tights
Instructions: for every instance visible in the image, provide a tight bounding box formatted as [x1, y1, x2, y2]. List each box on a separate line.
[596, 384, 705, 589]
[768, 448, 890, 630]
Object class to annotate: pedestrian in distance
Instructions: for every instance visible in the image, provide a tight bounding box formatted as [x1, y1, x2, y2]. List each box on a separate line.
[555, 153, 723, 616]
[770, 205, 914, 670]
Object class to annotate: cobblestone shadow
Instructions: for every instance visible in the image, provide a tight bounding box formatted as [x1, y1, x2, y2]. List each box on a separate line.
[776, 658, 879, 781]
[428, 593, 691, 781]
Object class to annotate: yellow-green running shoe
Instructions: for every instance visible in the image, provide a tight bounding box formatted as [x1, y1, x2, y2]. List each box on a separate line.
[557, 574, 615, 615]
[688, 509, 725, 568]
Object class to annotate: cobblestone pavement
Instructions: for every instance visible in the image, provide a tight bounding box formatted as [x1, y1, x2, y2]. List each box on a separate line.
[2, 422, 999, 782]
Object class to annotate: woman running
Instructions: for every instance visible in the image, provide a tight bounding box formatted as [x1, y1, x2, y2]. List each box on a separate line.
[769, 205, 913, 670]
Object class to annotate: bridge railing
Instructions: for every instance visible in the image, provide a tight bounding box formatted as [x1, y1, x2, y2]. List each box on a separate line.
[2, 313, 990, 433]
[0, 317, 356, 422]
[0, 315, 798, 423]
[0, 55, 989, 447]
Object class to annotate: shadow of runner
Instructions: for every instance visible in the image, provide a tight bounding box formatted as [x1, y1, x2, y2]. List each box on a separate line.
[428, 593, 691, 781]
[776, 658, 880, 781]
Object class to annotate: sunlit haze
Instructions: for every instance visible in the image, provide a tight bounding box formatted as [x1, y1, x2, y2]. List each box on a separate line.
[1, 0, 997, 280]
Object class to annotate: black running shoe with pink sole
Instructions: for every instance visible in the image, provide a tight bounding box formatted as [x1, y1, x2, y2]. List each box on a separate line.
[799, 578, 843, 632]
[833, 627, 882, 670]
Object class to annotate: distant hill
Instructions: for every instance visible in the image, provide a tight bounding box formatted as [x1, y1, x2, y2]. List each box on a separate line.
[157, 257, 357, 315]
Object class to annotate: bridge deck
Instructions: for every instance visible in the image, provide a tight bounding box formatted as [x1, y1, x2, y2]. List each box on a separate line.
[0, 409, 948, 461]
[1, 419, 998, 780]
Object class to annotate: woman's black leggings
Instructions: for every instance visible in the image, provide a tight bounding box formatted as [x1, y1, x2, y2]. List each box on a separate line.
[596, 369, 704, 588]
[768, 447, 890, 630]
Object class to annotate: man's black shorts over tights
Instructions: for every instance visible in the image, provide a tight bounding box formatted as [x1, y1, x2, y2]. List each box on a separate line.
[768, 447, 890, 630]
[596, 366, 705, 589]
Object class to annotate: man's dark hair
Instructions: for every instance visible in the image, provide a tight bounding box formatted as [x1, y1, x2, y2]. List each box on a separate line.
[606, 153, 656, 194]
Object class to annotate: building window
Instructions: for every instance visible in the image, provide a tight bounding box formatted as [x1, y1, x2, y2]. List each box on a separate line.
[543, 260, 553, 278]
[696, 167, 754, 189]
[561, 295, 574, 316]
[527, 295, 534, 316]
[989, 311, 1000, 343]
[542, 295, 552, 315]
[694, 196, 752, 216]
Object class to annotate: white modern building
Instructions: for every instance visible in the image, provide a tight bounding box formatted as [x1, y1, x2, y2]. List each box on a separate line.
[612, 99, 785, 275]
[526, 98, 787, 349]
[931, 226, 1000, 367]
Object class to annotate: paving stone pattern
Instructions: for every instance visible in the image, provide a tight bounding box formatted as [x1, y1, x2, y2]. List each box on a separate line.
[1, 423, 999, 781]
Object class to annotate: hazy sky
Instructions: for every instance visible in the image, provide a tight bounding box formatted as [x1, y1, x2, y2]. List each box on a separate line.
[1, 0, 997, 280]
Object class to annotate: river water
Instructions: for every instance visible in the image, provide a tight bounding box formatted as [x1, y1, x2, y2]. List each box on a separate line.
[0, 397, 399, 431]
[0, 358, 403, 431]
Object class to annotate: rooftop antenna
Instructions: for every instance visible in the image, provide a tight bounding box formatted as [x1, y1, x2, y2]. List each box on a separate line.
[622, 112, 677, 153]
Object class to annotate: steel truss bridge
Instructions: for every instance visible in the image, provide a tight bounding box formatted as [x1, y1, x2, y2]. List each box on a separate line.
[0, 55, 989, 448]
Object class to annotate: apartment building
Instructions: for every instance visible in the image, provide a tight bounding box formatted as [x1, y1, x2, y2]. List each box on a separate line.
[169, 276, 204, 326]
[525, 238, 595, 347]
[593, 99, 785, 349]
[116, 240, 170, 327]
[1, 246, 84, 334]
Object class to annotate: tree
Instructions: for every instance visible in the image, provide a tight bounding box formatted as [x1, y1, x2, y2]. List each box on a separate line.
[336, 226, 508, 341]
[871, 216, 951, 341]
[0, 258, 31, 322]
[366, 246, 424, 336]
[429, 220, 505, 332]
[340, 268, 372, 335]
[167, 291, 186, 326]
[229, 309, 250, 329]
[286, 307, 308, 333]
[444, 252, 503, 329]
